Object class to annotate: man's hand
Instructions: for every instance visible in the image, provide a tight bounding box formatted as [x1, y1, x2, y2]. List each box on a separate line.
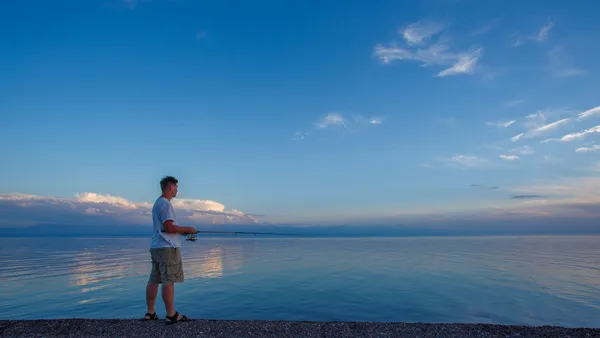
[163, 220, 197, 235]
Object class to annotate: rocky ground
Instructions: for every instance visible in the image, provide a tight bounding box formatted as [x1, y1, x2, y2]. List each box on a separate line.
[1, 319, 599, 337]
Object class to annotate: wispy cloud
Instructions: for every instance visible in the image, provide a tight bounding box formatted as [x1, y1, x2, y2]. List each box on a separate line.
[401, 20, 446, 46]
[510, 194, 549, 200]
[533, 118, 571, 134]
[499, 154, 519, 161]
[511, 133, 524, 142]
[576, 145, 600, 153]
[503, 99, 525, 108]
[547, 46, 586, 77]
[535, 22, 554, 42]
[513, 20, 554, 46]
[436, 48, 483, 77]
[315, 113, 347, 129]
[292, 131, 308, 141]
[470, 184, 499, 190]
[294, 112, 381, 140]
[486, 119, 516, 128]
[374, 19, 484, 77]
[577, 105, 600, 121]
[510, 145, 535, 155]
[556, 125, 600, 142]
[510, 111, 572, 142]
[440, 154, 490, 169]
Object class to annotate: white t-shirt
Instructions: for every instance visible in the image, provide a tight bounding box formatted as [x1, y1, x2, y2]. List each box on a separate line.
[150, 197, 181, 248]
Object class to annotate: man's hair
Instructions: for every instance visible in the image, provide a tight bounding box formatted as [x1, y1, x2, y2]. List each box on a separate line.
[160, 176, 178, 192]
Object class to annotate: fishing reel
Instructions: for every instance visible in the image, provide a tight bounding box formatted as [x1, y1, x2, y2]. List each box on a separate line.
[185, 233, 198, 241]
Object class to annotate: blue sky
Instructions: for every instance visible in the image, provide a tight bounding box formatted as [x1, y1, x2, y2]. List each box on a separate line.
[1, 0, 599, 231]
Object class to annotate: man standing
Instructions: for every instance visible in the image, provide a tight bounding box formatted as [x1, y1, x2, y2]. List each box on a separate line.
[143, 176, 197, 324]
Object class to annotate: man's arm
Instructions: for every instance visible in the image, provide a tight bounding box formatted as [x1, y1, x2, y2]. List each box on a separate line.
[163, 220, 197, 235]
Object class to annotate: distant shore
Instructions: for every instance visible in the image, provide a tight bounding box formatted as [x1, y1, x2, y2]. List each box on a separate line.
[1, 319, 599, 337]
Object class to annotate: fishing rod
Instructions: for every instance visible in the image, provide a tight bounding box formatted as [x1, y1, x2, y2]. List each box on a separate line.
[160, 230, 298, 241]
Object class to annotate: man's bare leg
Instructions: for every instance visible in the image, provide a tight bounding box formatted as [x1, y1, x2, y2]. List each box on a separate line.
[162, 283, 176, 317]
[146, 282, 159, 316]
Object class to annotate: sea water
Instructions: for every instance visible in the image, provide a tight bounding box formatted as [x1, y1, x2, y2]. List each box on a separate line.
[0, 235, 598, 327]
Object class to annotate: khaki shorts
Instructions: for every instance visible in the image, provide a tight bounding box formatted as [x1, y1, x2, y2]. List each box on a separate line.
[149, 247, 184, 285]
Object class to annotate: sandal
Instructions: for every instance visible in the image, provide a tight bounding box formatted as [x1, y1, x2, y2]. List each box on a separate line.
[142, 312, 159, 321]
[165, 311, 189, 325]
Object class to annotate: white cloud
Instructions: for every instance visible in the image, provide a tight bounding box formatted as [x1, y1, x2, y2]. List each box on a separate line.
[436, 48, 483, 77]
[75, 192, 141, 209]
[576, 145, 600, 153]
[510, 145, 535, 155]
[294, 113, 381, 140]
[401, 20, 446, 45]
[559, 125, 600, 142]
[511, 111, 571, 142]
[535, 22, 554, 42]
[513, 20, 554, 46]
[487, 119, 516, 128]
[511, 133, 524, 142]
[447, 155, 489, 168]
[315, 113, 347, 129]
[0, 192, 261, 226]
[292, 131, 308, 141]
[533, 118, 570, 135]
[499, 154, 519, 161]
[374, 20, 484, 77]
[577, 105, 600, 121]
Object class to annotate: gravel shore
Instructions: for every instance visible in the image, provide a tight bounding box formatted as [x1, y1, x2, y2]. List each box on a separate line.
[1, 319, 599, 337]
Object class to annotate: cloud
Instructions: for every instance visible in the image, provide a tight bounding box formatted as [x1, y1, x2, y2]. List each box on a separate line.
[374, 20, 484, 77]
[577, 105, 600, 121]
[511, 194, 549, 200]
[294, 113, 381, 140]
[535, 22, 554, 42]
[557, 125, 600, 142]
[509, 145, 535, 155]
[436, 48, 483, 77]
[511, 133, 524, 142]
[576, 145, 600, 153]
[0, 193, 261, 227]
[499, 154, 519, 161]
[442, 154, 490, 168]
[292, 131, 308, 141]
[401, 20, 446, 46]
[510, 111, 572, 142]
[486, 120, 516, 128]
[470, 184, 499, 190]
[513, 20, 554, 46]
[534, 118, 570, 134]
[503, 99, 525, 108]
[547, 46, 586, 77]
[315, 113, 347, 129]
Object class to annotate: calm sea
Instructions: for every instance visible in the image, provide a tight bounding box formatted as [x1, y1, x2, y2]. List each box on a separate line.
[0, 235, 599, 328]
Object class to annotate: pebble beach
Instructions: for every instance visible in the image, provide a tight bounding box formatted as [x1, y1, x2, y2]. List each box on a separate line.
[1, 319, 599, 337]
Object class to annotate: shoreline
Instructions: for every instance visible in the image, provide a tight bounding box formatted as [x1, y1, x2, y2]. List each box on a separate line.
[1, 319, 599, 337]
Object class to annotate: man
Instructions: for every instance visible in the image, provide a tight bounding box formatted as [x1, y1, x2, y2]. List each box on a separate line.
[143, 176, 197, 324]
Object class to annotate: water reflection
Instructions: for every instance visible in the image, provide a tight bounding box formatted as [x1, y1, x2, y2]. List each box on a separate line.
[0, 236, 598, 327]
